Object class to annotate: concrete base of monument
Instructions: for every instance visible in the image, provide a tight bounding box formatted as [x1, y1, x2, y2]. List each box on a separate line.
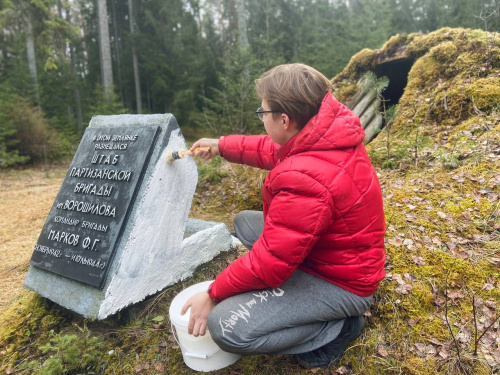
[24, 218, 233, 320]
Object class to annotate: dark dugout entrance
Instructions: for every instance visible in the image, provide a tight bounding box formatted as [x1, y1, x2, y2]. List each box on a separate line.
[372, 58, 414, 108]
[348, 54, 415, 144]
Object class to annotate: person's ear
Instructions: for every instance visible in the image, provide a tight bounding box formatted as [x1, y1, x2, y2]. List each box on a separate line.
[282, 113, 289, 129]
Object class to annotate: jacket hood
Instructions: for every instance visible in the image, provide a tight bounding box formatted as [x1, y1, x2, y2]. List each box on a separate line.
[276, 93, 364, 160]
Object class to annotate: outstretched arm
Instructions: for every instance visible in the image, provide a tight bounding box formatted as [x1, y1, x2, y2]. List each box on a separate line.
[190, 138, 220, 160]
[190, 135, 278, 170]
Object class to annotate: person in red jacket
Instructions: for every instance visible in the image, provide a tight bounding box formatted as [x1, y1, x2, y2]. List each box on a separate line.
[181, 63, 385, 369]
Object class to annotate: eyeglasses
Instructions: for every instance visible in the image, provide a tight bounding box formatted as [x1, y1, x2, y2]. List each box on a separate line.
[255, 107, 281, 121]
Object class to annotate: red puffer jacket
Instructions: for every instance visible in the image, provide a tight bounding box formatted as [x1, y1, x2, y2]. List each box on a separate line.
[208, 93, 385, 302]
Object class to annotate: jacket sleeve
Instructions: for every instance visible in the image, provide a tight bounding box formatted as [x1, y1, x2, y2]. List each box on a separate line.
[218, 135, 278, 170]
[208, 169, 334, 302]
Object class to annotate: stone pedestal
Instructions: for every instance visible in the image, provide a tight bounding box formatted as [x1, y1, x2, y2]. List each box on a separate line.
[24, 114, 233, 319]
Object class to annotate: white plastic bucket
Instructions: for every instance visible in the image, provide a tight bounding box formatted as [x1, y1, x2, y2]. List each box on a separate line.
[169, 280, 241, 372]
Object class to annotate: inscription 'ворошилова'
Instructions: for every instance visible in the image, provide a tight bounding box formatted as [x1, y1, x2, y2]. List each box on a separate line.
[29, 125, 160, 288]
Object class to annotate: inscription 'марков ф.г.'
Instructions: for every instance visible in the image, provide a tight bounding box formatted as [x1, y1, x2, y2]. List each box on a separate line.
[30, 126, 160, 288]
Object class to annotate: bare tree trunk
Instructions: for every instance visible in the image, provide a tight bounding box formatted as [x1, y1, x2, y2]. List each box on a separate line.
[56, 0, 63, 19]
[128, 0, 142, 113]
[217, 0, 225, 43]
[235, 0, 248, 48]
[197, 3, 203, 38]
[146, 78, 151, 112]
[73, 76, 83, 130]
[25, 13, 40, 104]
[111, 0, 123, 103]
[264, 0, 270, 66]
[97, 0, 113, 100]
[70, 46, 83, 131]
[66, 5, 83, 131]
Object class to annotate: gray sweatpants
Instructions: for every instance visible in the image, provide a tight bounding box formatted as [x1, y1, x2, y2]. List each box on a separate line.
[206, 210, 372, 355]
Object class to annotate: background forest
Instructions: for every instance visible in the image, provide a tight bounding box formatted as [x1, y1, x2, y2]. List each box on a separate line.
[1, 0, 500, 168]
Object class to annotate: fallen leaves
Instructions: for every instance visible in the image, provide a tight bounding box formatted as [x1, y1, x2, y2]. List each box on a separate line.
[387, 237, 403, 247]
[335, 365, 351, 374]
[412, 255, 426, 266]
[446, 290, 465, 303]
[437, 211, 448, 219]
[377, 344, 389, 357]
[405, 213, 417, 222]
[151, 315, 166, 329]
[483, 353, 498, 367]
[414, 342, 436, 356]
[134, 363, 150, 373]
[411, 340, 453, 362]
[154, 362, 165, 371]
[403, 238, 415, 249]
[388, 272, 415, 295]
[386, 236, 417, 251]
[168, 332, 179, 349]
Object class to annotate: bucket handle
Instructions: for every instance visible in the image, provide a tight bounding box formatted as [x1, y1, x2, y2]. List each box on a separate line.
[171, 322, 222, 359]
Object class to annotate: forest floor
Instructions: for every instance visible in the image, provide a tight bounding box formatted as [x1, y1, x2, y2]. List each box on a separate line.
[1, 149, 499, 375]
[0, 167, 67, 314]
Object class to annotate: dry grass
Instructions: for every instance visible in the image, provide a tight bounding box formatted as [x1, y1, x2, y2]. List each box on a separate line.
[0, 166, 67, 313]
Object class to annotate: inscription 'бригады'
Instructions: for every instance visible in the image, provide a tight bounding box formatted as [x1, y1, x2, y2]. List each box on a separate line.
[29, 126, 160, 288]
[74, 183, 114, 197]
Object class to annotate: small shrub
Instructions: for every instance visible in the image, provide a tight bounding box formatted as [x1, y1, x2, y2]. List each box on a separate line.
[23, 322, 104, 375]
[197, 156, 229, 184]
[438, 150, 460, 169]
[0, 145, 29, 168]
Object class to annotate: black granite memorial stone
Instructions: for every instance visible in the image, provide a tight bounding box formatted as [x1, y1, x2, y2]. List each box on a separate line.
[30, 125, 160, 288]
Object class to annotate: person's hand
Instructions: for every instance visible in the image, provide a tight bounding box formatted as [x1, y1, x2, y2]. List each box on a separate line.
[181, 291, 217, 336]
[190, 138, 220, 160]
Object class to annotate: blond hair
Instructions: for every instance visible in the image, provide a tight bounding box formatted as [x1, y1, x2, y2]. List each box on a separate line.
[255, 63, 332, 129]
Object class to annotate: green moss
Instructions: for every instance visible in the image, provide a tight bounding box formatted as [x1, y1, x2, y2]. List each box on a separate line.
[338, 27, 500, 158]
[381, 33, 411, 55]
[465, 77, 500, 112]
[343, 48, 376, 80]
[428, 41, 459, 64]
[380, 32, 421, 57]
[405, 27, 466, 59]
[0, 293, 74, 372]
[369, 137, 499, 372]
[39, 315, 62, 332]
[333, 83, 357, 105]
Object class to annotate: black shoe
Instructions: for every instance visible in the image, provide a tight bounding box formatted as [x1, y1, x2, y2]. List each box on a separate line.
[295, 315, 365, 369]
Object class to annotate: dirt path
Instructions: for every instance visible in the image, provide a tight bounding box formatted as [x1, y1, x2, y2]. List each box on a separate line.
[0, 167, 67, 314]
